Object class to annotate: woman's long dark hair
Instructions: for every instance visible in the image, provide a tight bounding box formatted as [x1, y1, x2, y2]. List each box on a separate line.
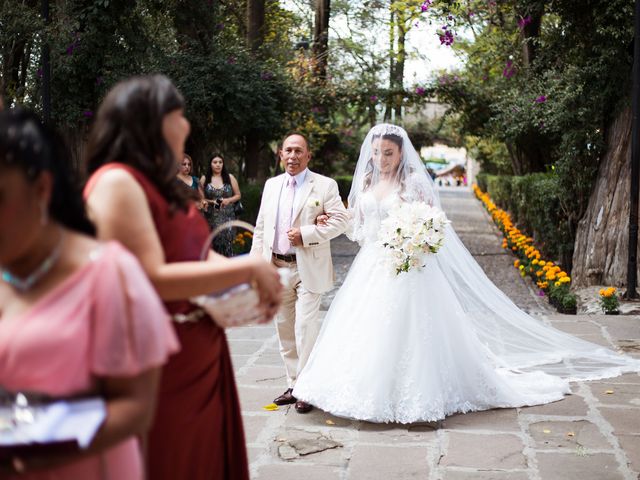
[0, 108, 95, 235]
[85, 75, 196, 209]
[206, 153, 231, 186]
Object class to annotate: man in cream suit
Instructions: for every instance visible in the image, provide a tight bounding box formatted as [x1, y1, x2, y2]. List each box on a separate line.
[251, 133, 348, 413]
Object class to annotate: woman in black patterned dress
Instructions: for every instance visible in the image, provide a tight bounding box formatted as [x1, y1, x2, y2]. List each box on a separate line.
[201, 154, 241, 256]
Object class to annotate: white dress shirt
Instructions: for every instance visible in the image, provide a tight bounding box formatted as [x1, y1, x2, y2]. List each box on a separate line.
[273, 169, 308, 255]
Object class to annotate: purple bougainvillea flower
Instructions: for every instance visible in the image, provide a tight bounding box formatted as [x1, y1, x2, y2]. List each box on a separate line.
[82, 110, 93, 118]
[439, 29, 455, 46]
[534, 95, 547, 103]
[538, 290, 545, 297]
[65, 34, 80, 56]
[227, 56, 237, 64]
[420, 1, 432, 12]
[438, 74, 458, 84]
[517, 15, 532, 29]
[370, 95, 378, 102]
[502, 60, 516, 79]
[415, 86, 426, 96]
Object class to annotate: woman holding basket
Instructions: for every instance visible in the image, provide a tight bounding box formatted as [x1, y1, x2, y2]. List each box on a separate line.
[84, 75, 282, 480]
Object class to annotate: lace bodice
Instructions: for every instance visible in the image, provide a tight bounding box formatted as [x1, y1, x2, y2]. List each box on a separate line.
[351, 191, 400, 245]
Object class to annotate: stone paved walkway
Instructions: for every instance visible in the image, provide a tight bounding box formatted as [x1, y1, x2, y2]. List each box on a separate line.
[230, 186, 640, 480]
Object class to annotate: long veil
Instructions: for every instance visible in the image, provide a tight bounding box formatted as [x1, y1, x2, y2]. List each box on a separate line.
[348, 124, 640, 381]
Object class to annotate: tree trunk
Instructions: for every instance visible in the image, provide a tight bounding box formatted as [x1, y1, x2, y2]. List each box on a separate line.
[313, 0, 330, 81]
[245, 0, 266, 180]
[247, 0, 265, 52]
[521, 13, 542, 67]
[572, 107, 635, 286]
[513, 131, 548, 174]
[384, 6, 395, 122]
[245, 134, 263, 180]
[513, 8, 546, 173]
[1, 39, 25, 106]
[62, 126, 88, 176]
[393, 11, 406, 120]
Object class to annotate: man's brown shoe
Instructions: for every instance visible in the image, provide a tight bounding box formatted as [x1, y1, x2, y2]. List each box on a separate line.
[295, 400, 313, 414]
[273, 388, 296, 406]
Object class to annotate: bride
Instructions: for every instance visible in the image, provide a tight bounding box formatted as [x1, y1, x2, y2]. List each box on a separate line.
[292, 123, 640, 424]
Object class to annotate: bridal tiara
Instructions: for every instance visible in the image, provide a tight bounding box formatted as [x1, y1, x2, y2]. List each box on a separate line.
[371, 124, 406, 137]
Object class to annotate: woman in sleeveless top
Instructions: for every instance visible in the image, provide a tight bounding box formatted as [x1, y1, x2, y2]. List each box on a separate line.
[177, 153, 205, 211]
[84, 75, 282, 480]
[177, 153, 201, 191]
[202, 154, 241, 256]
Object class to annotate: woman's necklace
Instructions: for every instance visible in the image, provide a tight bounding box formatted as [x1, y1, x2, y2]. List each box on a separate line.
[1, 233, 64, 292]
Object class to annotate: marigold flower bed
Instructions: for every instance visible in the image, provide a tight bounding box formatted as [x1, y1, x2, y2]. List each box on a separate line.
[472, 184, 577, 314]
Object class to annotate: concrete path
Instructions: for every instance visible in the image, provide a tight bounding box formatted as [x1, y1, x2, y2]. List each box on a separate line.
[230, 186, 640, 480]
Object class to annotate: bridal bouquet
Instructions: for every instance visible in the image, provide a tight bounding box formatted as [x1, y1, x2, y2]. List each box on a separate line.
[378, 201, 450, 275]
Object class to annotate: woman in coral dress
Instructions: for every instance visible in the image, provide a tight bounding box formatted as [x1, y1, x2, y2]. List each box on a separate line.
[84, 75, 282, 480]
[0, 108, 178, 479]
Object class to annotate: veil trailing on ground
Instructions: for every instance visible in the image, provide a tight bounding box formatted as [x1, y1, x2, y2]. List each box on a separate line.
[348, 123, 640, 381]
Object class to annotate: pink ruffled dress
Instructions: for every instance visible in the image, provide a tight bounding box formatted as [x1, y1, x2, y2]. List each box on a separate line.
[0, 242, 179, 480]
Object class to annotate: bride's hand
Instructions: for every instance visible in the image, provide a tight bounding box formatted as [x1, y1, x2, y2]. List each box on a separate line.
[315, 213, 329, 226]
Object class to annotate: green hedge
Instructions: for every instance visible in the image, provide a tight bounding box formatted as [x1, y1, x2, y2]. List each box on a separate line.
[237, 182, 265, 225]
[476, 172, 489, 192]
[476, 172, 572, 268]
[335, 175, 353, 202]
[485, 174, 514, 211]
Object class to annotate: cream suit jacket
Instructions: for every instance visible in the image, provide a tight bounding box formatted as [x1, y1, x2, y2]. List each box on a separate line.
[251, 171, 348, 294]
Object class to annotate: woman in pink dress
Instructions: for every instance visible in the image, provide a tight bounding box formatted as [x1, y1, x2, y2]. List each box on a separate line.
[0, 108, 179, 479]
[83, 75, 282, 480]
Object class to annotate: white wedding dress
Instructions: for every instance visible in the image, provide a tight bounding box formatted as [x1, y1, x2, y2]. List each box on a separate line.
[293, 192, 570, 423]
[293, 124, 640, 424]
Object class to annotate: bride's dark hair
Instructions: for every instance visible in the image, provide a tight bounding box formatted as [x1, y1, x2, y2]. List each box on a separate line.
[362, 133, 406, 191]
